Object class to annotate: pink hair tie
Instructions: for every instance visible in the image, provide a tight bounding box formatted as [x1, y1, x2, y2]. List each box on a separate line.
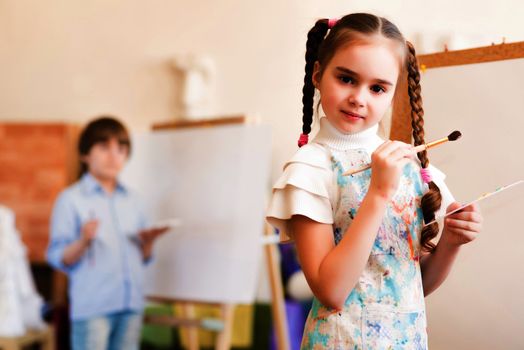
[328, 18, 338, 29]
[298, 133, 309, 147]
[420, 168, 433, 184]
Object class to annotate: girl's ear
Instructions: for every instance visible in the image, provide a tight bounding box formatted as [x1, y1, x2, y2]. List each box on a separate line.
[312, 61, 322, 89]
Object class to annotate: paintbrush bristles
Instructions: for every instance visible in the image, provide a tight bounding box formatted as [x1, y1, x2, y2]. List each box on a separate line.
[448, 130, 462, 141]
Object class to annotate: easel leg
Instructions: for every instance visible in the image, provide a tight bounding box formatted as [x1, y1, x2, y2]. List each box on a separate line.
[43, 326, 55, 350]
[215, 304, 234, 350]
[265, 224, 291, 350]
[0, 339, 18, 350]
[180, 302, 199, 350]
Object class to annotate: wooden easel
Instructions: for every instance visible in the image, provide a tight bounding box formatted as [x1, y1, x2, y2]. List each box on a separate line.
[391, 41, 524, 142]
[0, 326, 55, 350]
[390, 41, 524, 349]
[143, 116, 290, 350]
[144, 298, 235, 350]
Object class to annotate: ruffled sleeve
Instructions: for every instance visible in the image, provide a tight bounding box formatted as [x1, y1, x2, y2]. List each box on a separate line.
[427, 164, 455, 218]
[266, 144, 334, 243]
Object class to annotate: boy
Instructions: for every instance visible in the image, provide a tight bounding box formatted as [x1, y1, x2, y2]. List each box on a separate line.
[47, 116, 167, 350]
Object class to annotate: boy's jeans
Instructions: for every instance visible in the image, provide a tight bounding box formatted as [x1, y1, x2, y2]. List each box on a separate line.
[72, 310, 142, 350]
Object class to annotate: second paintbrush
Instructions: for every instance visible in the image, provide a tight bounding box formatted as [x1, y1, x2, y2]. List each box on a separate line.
[342, 130, 462, 177]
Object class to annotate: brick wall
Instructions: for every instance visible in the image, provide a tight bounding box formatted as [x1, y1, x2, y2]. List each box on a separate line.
[0, 123, 78, 262]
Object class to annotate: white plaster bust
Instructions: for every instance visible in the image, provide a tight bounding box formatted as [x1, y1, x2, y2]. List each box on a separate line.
[172, 54, 216, 119]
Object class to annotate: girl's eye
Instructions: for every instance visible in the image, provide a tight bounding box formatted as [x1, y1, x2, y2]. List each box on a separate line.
[338, 75, 355, 84]
[370, 84, 386, 94]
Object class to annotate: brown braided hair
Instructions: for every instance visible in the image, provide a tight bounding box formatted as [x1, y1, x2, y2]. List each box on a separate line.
[301, 13, 441, 252]
[406, 42, 442, 252]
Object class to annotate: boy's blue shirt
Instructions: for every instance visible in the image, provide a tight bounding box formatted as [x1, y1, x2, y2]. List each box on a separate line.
[47, 173, 151, 321]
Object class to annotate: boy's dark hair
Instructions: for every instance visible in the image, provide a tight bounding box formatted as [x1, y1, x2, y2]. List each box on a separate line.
[78, 116, 131, 176]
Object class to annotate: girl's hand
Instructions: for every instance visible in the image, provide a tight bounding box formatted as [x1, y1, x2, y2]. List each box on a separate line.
[440, 202, 483, 248]
[368, 141, 414, 200]
[81, 219, 98, 245]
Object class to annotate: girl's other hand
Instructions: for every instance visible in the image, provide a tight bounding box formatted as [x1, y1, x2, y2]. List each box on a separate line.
[368, 140, 414, 200]
[440, 202, 483, 247]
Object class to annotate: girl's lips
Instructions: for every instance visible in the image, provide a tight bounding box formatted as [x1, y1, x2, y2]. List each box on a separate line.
[341, 110, 365, 120]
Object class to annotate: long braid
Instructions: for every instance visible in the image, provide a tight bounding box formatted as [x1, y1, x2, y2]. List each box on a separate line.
[300, 19, 330, 147]
[406, 41, 442, 252]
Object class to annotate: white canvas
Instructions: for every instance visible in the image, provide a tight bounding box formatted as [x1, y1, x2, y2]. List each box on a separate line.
[121, 124, 271, 304]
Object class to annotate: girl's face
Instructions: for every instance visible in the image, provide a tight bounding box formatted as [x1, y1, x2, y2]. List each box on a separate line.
[83, 137, 129, 182]
[313, 41, 400, 134]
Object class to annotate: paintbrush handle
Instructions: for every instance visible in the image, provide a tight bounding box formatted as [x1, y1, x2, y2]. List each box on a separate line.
[343, 137, 449, 176]
[413, 144, 427, 152]
[421, 136, 450, 150]
[342, 164, 371, 176]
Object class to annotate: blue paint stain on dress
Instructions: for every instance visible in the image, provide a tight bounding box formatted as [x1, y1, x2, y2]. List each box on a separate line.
[367, 321, 382, 335]
[379, 275, 401, 304]
[346, 288, 364, 306]
[334, 227, 343, 245]
[331, 156, 349, 187]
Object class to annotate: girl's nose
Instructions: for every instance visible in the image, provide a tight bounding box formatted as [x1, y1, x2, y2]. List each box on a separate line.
[348, 88, 365, 108]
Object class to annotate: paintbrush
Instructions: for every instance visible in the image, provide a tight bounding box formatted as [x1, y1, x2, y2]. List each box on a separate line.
[423, 179, 524, 227]
[342, 130, 462, 176]
[87, 210, 97, 266]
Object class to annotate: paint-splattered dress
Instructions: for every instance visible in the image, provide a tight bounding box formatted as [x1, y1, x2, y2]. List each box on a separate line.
[267, 117, 454, 350]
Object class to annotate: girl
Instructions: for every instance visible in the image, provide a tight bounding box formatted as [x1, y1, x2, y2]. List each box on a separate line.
[46, 117, 168, 350]
[267, 13, 483, 349]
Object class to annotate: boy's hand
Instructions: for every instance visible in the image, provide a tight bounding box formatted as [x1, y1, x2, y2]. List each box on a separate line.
[440, 202, 483, 247]
[138, 226, 170, 245]
[81, 219, 99, 245]
[138, 227, 170, 260]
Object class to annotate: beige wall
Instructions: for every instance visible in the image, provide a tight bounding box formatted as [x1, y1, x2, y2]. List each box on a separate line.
[2, 0, 523, 182]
